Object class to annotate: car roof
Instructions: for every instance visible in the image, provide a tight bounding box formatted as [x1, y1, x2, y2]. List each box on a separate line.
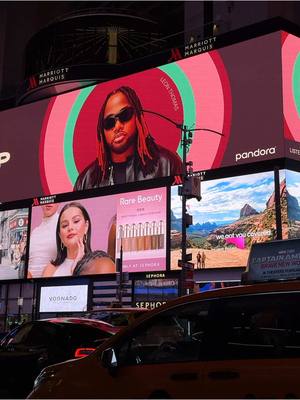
[166, 280, 300, 307]
[91, 307, 148, 313]
[36, 317, 119, 334]
[119, 280, 300, 325]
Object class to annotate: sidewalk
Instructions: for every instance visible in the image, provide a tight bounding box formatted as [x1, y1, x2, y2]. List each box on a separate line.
[0, 256, 19, 279]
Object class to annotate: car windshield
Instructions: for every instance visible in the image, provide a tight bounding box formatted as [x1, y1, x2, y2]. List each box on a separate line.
[4, 320, 113, 349]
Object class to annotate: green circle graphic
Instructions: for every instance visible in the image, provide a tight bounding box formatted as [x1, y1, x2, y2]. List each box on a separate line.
[64, 85, 96, 185]
[158, 63, 195, 158]
[293, 52, 300, 118]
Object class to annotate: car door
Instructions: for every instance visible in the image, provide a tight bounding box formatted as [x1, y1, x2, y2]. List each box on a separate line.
[98, 299, 215, 399]
[201, 292, 300, 399]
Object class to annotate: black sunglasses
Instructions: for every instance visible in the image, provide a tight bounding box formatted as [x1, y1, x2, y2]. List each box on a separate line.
[103, 107, 135, 130]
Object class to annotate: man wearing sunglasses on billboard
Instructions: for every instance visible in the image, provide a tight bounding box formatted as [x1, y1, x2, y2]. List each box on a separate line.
[74, 86, 182, 190]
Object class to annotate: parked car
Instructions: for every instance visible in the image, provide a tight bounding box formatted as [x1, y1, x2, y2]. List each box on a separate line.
[28, 279, 300, 399]
[0, 317, 117, 398]
[87, 307, 148, 328]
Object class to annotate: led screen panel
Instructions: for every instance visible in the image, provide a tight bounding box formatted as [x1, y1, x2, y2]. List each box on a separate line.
[0, 208, 29, 280]
[115, 187, 167, 273]
[285, 169, 300, 239]
[171, 171, 277, 269]
[28, 186, 167, 278]
[133, 278, 179, 309]
[197, 281, 240, 292]
[0, 31, 285, 203]
[282, 33, 300, 161]
[39, 285, 88, 312]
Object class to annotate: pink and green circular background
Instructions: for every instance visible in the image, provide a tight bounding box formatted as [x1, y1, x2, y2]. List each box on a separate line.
[40, 51, 232, 195]
[282, 32, 300, 141]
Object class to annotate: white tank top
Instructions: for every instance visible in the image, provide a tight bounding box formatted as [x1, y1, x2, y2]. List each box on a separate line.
[53, 258, 75, 277]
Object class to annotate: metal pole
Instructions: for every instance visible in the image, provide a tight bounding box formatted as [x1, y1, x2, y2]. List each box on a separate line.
[181, 126, 188, 296]
[117, 243, 123, 306]
[274, 167, 282, 240]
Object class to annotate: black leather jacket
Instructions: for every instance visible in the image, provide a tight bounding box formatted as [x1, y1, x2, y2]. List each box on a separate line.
[74, 143, 182, 191]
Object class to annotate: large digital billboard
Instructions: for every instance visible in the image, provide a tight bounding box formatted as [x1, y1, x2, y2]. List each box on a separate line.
[171, 171, 277, 269]
[28, 186, 167, 279]
[282, 34, 300, 161]
[284, 169, 300, 239]
[0, 208, 29, 280]
[0, 30, 288, 203]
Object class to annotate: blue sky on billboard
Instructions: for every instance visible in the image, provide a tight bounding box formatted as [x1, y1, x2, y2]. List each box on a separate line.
[171, 171, 275, 226]
[285, 170, 300, 202]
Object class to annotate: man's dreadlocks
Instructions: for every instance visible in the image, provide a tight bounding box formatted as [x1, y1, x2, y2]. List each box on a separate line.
[96, 86, 157, 182]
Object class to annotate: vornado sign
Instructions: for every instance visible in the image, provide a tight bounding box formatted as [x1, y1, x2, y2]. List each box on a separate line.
[235, 147, 276, 162]
[39, 285, 88, 312]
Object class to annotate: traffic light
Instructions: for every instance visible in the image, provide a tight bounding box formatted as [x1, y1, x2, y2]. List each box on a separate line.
[185, 212, 193, 228]
[178, 176, 201, 202]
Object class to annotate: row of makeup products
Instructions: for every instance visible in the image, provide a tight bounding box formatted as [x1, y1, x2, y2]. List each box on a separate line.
[116, 220, 165, 252]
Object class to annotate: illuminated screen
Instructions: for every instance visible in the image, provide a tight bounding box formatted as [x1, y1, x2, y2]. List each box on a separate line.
[284, 169, 300, 239]
[0, 208, 29, 280]
[282, 33, 300, 160]
[198, 281, 240, 292]
[39, 285, 88, 312]
[171, 171, 277, 269]
[0, 30, 286, 203]
[134, 278, 179, 309]
[28, 186, 167, 278]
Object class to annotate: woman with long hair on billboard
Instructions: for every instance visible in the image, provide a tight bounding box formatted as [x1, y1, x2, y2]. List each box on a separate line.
[42, 202, 115, 277]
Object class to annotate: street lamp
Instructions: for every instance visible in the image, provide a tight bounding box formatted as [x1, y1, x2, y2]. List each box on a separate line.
[142, 109, 224, 295]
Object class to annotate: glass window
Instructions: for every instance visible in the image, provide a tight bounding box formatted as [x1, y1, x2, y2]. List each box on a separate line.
[8, 322, 33, 345]
[8, 322, 59, 347]
[116, 299, 214, 365]
[22, 283, 34, 298]
[63, 324, 111, 348]
[115, 292, 300, 366]
[208, 292, 300, 360]
[22, 299, 33, 314]
[26, 323, 59, 346]
[7, 299, 19, 314]
[8, 284, 20, 298]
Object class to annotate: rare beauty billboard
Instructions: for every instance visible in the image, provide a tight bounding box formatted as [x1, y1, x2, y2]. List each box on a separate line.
[0, 208, 29, 280]
[171, 171, 277, 269]
[0, 30, 290, 203]
[28, 186, 167, 278]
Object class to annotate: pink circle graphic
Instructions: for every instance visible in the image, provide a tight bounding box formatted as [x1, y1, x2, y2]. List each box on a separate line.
[181, 51, 231, 171]
[41, 91, 80, 194]
[282, 32, 300, 141]
[41, 53, 230, 195]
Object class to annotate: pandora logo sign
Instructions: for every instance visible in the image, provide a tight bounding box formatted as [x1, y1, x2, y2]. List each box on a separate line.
[235, 147, 276, 162]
